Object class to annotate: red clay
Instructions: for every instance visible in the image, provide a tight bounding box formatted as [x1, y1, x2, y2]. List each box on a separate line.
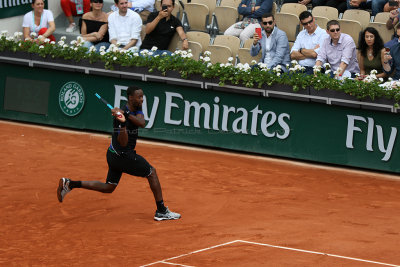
[0, 121, 399, 266]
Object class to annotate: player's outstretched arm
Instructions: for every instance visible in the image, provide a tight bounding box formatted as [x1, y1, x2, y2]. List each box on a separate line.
[126, 113, 146, 128]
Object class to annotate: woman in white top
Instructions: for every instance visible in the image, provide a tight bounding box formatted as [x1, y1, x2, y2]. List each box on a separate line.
[22, 0, 56, 43]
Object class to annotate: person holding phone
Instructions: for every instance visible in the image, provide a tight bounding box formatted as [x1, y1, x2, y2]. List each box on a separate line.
[251, 12, 290, 70]
[383, 28, 400, 80]
[140, 0, 188, 55]
[386, 0, 400, 30]
[290, 11, 329, 75]
[383, 0, 399, 12]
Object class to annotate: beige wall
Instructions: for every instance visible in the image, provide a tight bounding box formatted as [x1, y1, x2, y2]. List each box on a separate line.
[0, 2, 62, 34]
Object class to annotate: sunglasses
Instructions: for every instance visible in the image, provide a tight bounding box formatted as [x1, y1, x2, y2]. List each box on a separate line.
[262, 21, 274, 25]
[301, 19, 313, 26]
[92, 0, 103, 3]
[329, 28, 340, 32]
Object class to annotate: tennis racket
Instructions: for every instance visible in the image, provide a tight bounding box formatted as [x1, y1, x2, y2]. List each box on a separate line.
[94, 93, 123, 118]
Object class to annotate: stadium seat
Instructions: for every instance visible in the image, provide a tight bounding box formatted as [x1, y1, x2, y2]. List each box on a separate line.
[212, 6, 239, 34]
[312, 6, 339, 21]
[275, 12, 300, 43]
[213, 34, 241, 56]
[191, 0, 216, 24]
[168, 32, 181, 52]
[280, 3, 307, 17]
[374, 12, 390, 23]
[368, 22, 394, 43]
[181, 3, 210, 32]
[342, 9, 371, 30]
[314, 16, 329, 30]
[206, 45, 233, 64]
[177, 41, 203, 60]
[237, 48, 262, 64]
[186, 31, 211, 52]
[338, 19, 362, 47]
[242, 38, 255, 49]
[219, 0, 241, 9]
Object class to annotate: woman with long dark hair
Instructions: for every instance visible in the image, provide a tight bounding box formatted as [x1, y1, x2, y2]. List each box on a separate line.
[358, 27, 386, 79]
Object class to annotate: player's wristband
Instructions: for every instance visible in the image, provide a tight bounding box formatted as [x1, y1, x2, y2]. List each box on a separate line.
[124, 110, 130, 120]
[119, 121, 126, 128]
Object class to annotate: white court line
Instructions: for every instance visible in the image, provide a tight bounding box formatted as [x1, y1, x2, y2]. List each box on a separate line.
[237, 240, 400, 267]
[141, 239, 400, 267]
[139, 240, 240, 267]
[159, 261, 194, 267]
[2, 119, 400, 181]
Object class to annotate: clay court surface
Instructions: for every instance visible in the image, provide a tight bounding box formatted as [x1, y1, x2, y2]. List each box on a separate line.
[1, 120, 400, 266]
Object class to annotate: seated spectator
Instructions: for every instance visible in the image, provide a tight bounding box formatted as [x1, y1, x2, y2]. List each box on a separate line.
[23, 0, 56, 43]
[108, 0, 142, 51]
[315, 20, 360, 78]
[224, 0, 273, 43]
[250, 12, 290, 70]
[141, 0, 188, 55]
[81, 0, 110, 52]
[110, 0, 155, 22]
[386, 2, 400, 30]
[383, 30, 400, 79]
[384, 24, 400, 48]
[312, 0, 347, 13]
[358, 27, 386, 79]
[383, 0, 399, 11]
[61, 0, 91, 33]
[347, 0, 387, 16]
[290, 11, 329, 74]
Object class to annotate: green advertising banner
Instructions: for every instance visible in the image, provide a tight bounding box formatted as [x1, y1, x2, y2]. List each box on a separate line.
[0, 0, 47, 19]
[1, 63, 400, 174]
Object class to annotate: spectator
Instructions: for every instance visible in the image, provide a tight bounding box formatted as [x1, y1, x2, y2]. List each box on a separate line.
[224, 0, 273, 43]
[358, 27, 386, 79]
[315, 20, 360, 78]
[386, 1, 400, 30]
[383, 29, 400, 80]
[312, 0, 347, 13]
[108, 0, 143, 51]
[110, 0, 155, 22]
[347, 0, 387, 16]
[383, 0, 399, 11]
[141, 0, 188, 55]
[60, 0, 91, 33]
[250, 12, 290, 70]
[23, 0, 56, 43]
[384, 24, 400, 49]
[81, 0, 110, 52]
[290, 11, 329, 74]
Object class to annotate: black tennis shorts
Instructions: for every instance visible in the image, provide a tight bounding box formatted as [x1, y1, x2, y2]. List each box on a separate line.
[106, 149, 153, 185]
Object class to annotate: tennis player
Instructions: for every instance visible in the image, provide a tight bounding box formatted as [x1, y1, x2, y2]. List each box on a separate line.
[57, 86, 181, 221]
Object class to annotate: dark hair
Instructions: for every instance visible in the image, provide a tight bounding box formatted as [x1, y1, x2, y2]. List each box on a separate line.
[299, 11, 312, 21]
[127, 86, 142, 96]
[326, 20, 340, 30]
[161, 0, 175, 6]
[114, 0, 119, 4]
[262, 12, 274, 20]
[32, 0, 44, 4]
[359, 27, 384, 58]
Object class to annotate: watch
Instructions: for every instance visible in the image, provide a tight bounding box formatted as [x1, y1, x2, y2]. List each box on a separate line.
[299, 48, 303, 54]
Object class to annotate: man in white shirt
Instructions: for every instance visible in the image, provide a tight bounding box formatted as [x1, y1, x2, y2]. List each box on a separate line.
[108, 0, 143, 51]
[290, 11, 328, 74]
[110, 0, 155, 22]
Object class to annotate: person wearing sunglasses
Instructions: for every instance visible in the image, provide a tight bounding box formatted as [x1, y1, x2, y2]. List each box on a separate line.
[224, 0, 273, 43]
[81, 0, 110, 52]
[290, 11, 329, 75]
[314, 20, 360, 79]
[250, 12, 290, 70]
[108, 0, 143, 51]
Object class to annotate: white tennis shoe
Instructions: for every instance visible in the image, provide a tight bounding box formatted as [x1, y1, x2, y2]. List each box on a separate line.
[154, 207, 181, 221]
[57, 177, 71, 203]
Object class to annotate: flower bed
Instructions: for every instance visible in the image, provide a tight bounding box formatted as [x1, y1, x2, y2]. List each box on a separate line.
[1, 31, 400, 106]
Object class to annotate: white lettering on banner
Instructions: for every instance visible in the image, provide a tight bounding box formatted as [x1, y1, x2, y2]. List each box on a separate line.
[114, 87, 291, 139]
[0, 0, 29, 8]
[346, 115, 397, 161]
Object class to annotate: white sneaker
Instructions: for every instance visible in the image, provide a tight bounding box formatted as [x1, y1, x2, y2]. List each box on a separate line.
[154, 207, 181, 221]
[66, 23, 76, 33]
[57, 178, 71, 202]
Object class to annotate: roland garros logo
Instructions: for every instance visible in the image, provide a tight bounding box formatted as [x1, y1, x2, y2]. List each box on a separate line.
[59, 81, 85, 116]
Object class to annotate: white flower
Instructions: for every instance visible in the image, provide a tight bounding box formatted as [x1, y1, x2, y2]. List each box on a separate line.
[74, 47, 78, 51]
[370, 69, 378, 75]
[162, 52, 168, 56]
[63, 44, 68, 49]
[44, 38, 50, 43]
[39, 45, 44, 49]
[119, 49, 127, 54]
[140, 49, 149, 55]
[99, 46, 106, 52]
[204, 51, 211, 56]
[30, 32, 37, 38]
[1, 30, 8, 36]
[207, 63, 212, 68]
[251, 60, 257, 64]
[379, 78, 384, 82]
[50, 41, 55, 45]
[188, 49, 192, 53]
[228, 57, 233, 62]
[276, 72, 281, 76]
[116, 42, 121, 47]
[58, 40, 65, 46]
[100, 51, 106, 56]
[61, 36, 66, 41]
[323, 62, 331, 68]
[70, 40, 77, 45]
[89, 46, 97, 52]
[220, 63, 225, 67]
[151, 46, 158, 51]
[133, 53, 139, 57]
[148, 51, 154, 56]
[203, 56, 210, 62]
[325, 69, 331, 74]
[113, 56, 117, 60]
[291, 60, 298, 64]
